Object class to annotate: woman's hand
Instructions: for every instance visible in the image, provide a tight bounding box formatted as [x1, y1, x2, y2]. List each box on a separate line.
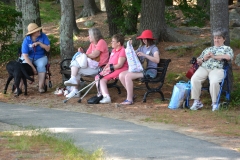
[137, 52, 145, 57]
[197, 58, 202, 65]
[78, 47, 84, 53]
[33, 68, 38, 75]
[32, 42, 39, 47]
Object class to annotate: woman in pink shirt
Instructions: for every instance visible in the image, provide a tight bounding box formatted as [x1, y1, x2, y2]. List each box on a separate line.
[64, 28, 109, 98]
[96, 34, 128, 103]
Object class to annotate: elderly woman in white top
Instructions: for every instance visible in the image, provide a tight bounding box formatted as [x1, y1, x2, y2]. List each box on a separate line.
[190, 29, 234, 111]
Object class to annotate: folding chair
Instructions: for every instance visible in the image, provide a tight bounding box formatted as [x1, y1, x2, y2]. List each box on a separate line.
[184, 59, 232, 109]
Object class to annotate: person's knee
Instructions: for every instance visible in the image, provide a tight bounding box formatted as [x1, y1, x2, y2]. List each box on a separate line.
[119, 73, 125, 81]
[125, 73, 134, 81]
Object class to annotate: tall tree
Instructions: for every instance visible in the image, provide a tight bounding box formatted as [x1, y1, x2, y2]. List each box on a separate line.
[77, 0, 100, 18]
[15, 0, 23, 42]
[105, 0, 124, 36]
[21, 0, 41, 36]
[139, 0, 167, 42]
[60, 0, 74, 60]
[210, 0, 229, 45]
[71, 0, 80, 35]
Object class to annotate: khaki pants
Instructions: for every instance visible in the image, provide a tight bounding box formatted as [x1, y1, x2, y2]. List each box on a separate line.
[191, 66, 224, 103]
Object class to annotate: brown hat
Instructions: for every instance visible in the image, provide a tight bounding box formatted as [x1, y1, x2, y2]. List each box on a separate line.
[26, 23, 42, 35]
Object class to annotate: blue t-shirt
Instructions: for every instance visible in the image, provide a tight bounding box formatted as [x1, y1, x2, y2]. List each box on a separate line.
[21, 33, 50, 60]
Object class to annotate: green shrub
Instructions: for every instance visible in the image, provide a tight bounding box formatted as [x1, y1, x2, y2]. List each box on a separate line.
[230, 39, 240, 49]
[0, 42, 21, 63]
[165, 8, 177, 27]
[177, 0, 209, 27]
[0, 2, 22, 63]
[47, 34, 60, 56]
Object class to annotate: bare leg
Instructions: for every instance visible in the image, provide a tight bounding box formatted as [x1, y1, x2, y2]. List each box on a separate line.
[99, 78, 109, 96]
[71, 66, 79, 77]
[119, 71, 128, 89]
[124, 72, 143, 102]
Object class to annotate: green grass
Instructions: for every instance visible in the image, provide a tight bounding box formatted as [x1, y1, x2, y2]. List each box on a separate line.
[230, 39, 240, 49]
[1, 128, 104, 159]
[40, 1, 61, 24]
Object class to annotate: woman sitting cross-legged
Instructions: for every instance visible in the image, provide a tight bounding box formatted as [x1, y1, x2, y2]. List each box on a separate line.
[95, 34, 128, 104]
[64, 28, 109, 98]
[119, 30, 160, 105]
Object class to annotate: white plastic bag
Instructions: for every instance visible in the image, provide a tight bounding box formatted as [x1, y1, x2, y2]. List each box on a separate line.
[168, 81, 191, 109]
[76, 53, 88, 68]
[125, 41, 143, 72]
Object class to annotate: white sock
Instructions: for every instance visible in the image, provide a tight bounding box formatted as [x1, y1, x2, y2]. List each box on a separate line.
[194, 99, 200, 103]
[71, 76, 76, 80]
[103, 94, 110, 98]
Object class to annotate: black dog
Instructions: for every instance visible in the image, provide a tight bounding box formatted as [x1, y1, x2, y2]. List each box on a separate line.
[4, 61, 34, 96]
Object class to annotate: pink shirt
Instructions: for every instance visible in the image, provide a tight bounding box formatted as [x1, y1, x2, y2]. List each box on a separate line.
[86, 39, 109, 67]
[109, 46, 128, 69]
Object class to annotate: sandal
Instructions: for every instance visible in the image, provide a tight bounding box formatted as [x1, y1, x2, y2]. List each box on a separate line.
[120, 99, 133, 105]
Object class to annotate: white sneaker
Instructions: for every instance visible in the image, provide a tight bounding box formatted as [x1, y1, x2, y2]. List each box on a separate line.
[190, 101, 203, 110]
[99, 96, 111, 104]
[63, 89, 69, 96]
[65, 90, 80, 98]
[212, 103, 219, 111]
[54, 88, 63, 96]
[64, 77, 78, 86]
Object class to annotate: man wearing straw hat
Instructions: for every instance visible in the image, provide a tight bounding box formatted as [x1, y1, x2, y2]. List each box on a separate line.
[19, 23, 50, 93]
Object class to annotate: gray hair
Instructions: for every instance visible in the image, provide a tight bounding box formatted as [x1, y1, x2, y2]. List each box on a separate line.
[88, 28, 103, 43]
[212, 29, 227, 39]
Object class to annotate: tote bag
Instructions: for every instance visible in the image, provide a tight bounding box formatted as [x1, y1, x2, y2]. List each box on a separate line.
[125, 41, 143, 72]
[74, 52, 88, 69]
[168, 81, 191, 109]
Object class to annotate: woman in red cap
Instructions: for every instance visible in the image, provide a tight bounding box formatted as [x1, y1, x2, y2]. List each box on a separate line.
[119, 30, 160, 105]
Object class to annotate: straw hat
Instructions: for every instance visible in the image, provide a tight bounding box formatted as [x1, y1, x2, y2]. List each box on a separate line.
[26, 23, 42, 35]
[137, 30, 155, 40]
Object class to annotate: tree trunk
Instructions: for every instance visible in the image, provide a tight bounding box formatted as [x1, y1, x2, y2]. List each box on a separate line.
[77, 0, 100, 18]
[228, 0, 233, 5]
[21, 0, 41, 37]
[60, 0, 74, 61]
[15, 0, 23, 42]
[139, 0, 168, 43]
[72, 0, 80, 35]
[124, 0, 141, 35]
[100, 0, 106, 11]
[210, 0, 229, 45]
[105, 0, 124, 36]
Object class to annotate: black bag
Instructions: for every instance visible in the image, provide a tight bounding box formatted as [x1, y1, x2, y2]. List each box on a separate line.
[87, 95, 103, 104]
